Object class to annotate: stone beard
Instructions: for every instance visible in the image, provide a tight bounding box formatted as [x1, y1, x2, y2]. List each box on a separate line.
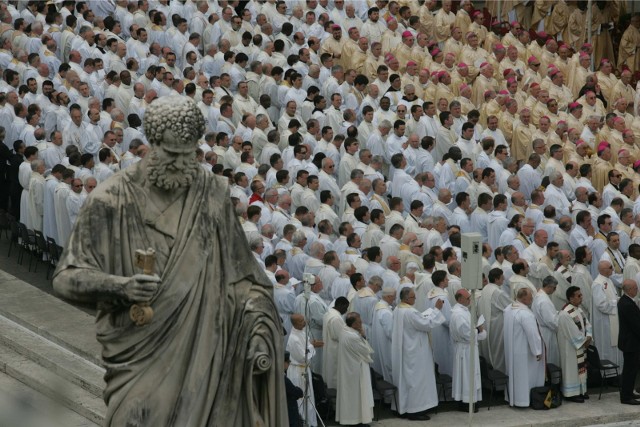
[146, 148, 200, 190]
[53, 96, 287, 426]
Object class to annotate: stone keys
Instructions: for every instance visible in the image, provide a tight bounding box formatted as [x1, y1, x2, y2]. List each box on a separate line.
[130, 248, 157, 326]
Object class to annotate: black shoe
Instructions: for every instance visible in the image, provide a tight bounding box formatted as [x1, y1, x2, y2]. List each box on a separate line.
[564, 395, 585, 403]
[581, 393, 589, 400]
[406, 412, 431, 421]
[621, 399, 640, 405]
[633, 393, 640, 399]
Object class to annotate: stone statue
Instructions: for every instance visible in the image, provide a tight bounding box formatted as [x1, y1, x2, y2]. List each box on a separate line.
[53, 96, 287, 426]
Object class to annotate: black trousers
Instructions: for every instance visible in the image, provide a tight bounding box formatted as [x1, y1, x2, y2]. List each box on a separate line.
[620, 351, 640, 401]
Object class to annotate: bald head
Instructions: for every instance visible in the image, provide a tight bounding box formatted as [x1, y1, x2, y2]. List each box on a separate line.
[598, 261, 613, 276]
[291, 313, 305, 330]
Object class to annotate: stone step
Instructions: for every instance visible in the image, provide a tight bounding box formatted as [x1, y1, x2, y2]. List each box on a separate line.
[0, 315, 105, 397]
[0, 370, 100, 427]
[0, 270, 102, 365]
[0, 343, 106, 425]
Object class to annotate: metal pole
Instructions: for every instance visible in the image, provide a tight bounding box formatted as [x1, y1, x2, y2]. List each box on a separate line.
[587, 0, 593, 70]
[468, 291, 477, 425]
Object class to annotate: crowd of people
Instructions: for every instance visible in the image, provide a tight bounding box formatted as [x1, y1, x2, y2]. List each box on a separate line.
[2, 0, 640, 425]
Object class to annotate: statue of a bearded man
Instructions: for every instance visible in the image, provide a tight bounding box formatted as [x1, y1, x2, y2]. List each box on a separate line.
[53, 96, 287, 426]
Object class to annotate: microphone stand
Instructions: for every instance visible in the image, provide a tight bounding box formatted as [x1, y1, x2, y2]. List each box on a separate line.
[302, 277, 326, 427]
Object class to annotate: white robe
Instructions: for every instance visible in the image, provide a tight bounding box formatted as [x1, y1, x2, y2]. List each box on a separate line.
[27, 173, 45, 232]
[532, 290, 560, 366]
[503, 302, 545, 407]
[19, 161, 31, 227]
[294, 292, 328, 373]
[451, 303, 486, 403]
[335, 327, 374, 425]
[66, 190, 86, 227]
[425, 287, 454, 377]
[274, 284, 296, 345]
[371, 300, 393, 382]
[591, 275, 623, 369]
[53, 182, 72, 247]
[477, 283, 511, 374]
[322, 308, 345, 389]
[42, 176, 59, 242]
[391, 303, 445, 414]
[557, 305, 592, 397]
[286, 327, 317, 426]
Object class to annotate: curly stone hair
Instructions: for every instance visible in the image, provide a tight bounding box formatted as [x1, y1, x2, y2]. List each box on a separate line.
[144, 95, 205, 150]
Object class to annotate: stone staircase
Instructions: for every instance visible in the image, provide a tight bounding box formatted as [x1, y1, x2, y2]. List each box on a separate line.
[0, 270, 106, 425]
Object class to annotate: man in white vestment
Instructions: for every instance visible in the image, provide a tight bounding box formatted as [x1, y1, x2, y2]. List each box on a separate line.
[508, 259, 537, 300]
[558, 286, 592, 402]
[451, 289, 486, 411]
[592, 261, 623, 370]
[391, 287, 445, 420]
[532, 276, 560, 366]
[371, 288, 396, 384]
[503, 288, 545, 408]
[349, 275, 383, 337]
[273, 271, 296, 346]
[42, 165, 66, 242]
[335, 312, 374, 426]
[54, 171, 74, 247]
[478, 268, 511, 374]
[322, 297, 349, 390]
[425, 270, 454, 377]
[286, 314, 321, 427]
[27, 160, 46, 232]
[294, 275, 328, 374]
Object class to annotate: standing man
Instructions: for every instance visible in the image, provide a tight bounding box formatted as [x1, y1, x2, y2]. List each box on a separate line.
[322, 296, 350, 390]
[557, 286, 592, 403]
[335, 312, 375, 426]
[371, 288, 396, 384]
[477, 268, 511, 374]
[286, 314, 320, 426]
[503, 288, 545, 408]
[592, 261, 623, 370]
[294, 275, 327, 374]
[391, 287, 445, 420]
[451, 289, 486, 412]
[532, 276, 560, 366]
[617, 279, 640, 405]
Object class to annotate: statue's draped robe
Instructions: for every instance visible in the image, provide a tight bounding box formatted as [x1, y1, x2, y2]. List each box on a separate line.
[54, 160, 287, 426]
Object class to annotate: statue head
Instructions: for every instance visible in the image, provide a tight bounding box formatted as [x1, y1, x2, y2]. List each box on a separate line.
[144, 96, 206, 190]
[144, 95, 205, 153]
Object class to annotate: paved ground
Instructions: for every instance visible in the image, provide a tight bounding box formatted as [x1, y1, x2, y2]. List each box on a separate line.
[0, 371, 98, 427]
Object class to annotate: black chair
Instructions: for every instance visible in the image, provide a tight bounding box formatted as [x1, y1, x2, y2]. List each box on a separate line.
[434, 362, 452, 403]
[479, 356, 509, 410]
[17, 223, 36, 268]
[46, 237, 60, 280]
[586, 345, 620, 399]
[7, 220, 19, 257]
[370, 367, 398, 421]
[32, 231, 49, 273]
[0, 210, 10, 239]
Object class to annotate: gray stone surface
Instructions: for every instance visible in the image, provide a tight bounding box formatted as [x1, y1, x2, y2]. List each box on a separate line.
[0, 343, 105, 424]
[0, 315, 105, 396]
[0, 370, 99, 427]
[0, 269, 101, 364]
